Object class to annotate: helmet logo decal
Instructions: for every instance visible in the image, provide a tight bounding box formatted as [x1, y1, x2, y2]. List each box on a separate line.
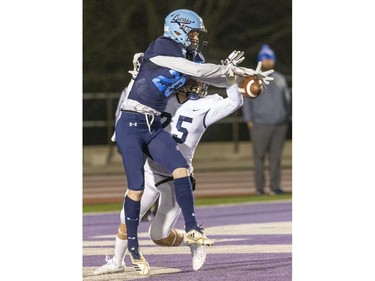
[171, 14, 196, 24]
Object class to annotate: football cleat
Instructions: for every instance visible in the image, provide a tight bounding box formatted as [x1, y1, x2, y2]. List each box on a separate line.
[184, 227, 214, 246]
[93, 255, 125, 275]
[129, 248, 150, 275]
[189, 244, 207, 271]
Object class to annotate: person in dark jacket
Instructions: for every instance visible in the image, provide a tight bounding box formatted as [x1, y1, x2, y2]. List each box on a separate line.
[242, 44, 291, 195]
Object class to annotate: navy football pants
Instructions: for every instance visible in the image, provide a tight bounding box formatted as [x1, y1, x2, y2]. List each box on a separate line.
[115, 111, 189, 191]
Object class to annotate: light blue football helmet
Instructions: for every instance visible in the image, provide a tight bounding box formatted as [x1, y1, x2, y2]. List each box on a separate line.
[164, 9, 207, 51]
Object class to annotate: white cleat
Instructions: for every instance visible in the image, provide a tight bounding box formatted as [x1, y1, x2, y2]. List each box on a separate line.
[189, 244, 207, 271]
[93, 255, 125, 275]
[129, 248, 150, 275]
[184, 228, 214, 246]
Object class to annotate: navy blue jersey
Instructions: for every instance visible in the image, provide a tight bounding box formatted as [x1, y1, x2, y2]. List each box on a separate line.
[128, 36, 188, 112]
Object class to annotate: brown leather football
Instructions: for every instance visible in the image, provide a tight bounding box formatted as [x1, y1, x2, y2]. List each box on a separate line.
[238, 75, 263, 99]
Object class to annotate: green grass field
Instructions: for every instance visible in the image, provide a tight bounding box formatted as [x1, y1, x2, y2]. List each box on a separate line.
[83, 193, 292, 213]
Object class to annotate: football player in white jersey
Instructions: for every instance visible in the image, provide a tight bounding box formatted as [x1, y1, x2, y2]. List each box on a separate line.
[94, 51, 245, 275]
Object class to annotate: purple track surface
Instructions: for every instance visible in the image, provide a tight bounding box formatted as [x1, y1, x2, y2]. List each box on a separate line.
[83, 200, 292, 280]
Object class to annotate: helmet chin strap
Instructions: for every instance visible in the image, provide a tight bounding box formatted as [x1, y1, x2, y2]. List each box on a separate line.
[176, 92, 200, 103]
[178, 87, 201, 100]
[187, 93, 201, 100]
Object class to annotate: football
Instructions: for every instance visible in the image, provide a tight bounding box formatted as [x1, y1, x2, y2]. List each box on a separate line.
[238, 75, 263, 99]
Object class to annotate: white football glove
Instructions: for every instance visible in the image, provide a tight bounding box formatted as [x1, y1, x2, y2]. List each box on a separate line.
[128, 52, 144, 79]
[254, 61, 274, 86]
[231, 61, 274, 86]
[221, 50, 245, 66]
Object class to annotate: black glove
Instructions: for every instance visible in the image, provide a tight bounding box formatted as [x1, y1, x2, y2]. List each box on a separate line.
[190, 173, 196, 191]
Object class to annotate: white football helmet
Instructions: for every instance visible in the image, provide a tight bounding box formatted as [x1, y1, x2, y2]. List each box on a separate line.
[164, 9, 207, 51]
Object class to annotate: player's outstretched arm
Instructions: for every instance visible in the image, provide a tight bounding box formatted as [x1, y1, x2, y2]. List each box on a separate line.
[203, 81, 243, 128]
[150, 55, 261, 88]
[150, 56, 231, 87]
[202, 50, 246, 127]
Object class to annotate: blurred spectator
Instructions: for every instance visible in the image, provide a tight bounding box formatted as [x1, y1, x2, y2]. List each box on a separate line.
[242, 44, 291, 196]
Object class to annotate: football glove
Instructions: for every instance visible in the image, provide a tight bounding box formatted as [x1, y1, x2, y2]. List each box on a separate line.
[231, 61, 274, 87]
[128, 52, 144, 79]
[221, 50, 245, 66]
[253, 61, 274, 86]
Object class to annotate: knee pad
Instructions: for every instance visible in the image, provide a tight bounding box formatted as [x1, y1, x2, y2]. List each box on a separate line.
[117, 223, 127, 240]
[152, 228, 184, 246]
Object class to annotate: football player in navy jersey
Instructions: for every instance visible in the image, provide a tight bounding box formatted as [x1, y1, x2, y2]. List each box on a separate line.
[94, 50, 246, 275]
[114, 9, 274, 274]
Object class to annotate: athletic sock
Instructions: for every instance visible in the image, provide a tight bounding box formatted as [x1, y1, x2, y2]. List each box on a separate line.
[114, 236, 128, 264]
[124, 196, 140, 252]
[173, 176, 197, 231]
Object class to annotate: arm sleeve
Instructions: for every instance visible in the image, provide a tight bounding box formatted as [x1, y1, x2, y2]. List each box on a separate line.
[150, 55, 232, 88]
[203, 84, 244, 128]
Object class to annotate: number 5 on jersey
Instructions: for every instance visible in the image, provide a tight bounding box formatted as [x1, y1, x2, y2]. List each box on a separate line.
[162, 112, 192, 143]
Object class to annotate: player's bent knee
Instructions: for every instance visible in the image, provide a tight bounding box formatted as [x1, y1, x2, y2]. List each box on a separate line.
[117, 223, 127, 240]
[172, 168, 189, 179]
[152, 228, 184, 246]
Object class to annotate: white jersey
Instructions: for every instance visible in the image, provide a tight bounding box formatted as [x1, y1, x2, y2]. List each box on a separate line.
[145, 83, 243, 176]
